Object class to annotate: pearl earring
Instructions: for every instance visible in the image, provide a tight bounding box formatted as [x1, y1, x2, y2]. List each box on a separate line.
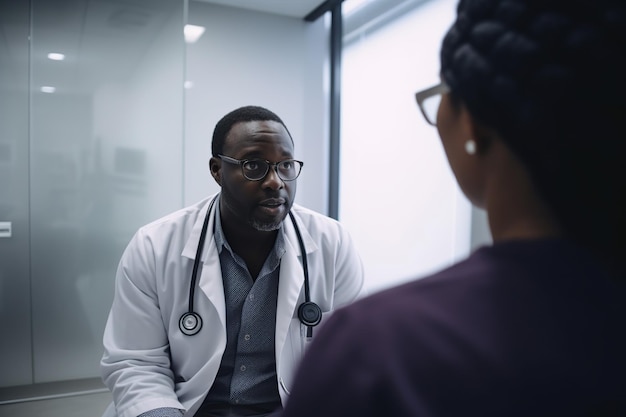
[465, 140, 476, 155]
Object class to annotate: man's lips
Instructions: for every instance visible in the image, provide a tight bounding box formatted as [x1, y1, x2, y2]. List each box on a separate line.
[258, 198, 286, 216]
[259, 198, 285, 208]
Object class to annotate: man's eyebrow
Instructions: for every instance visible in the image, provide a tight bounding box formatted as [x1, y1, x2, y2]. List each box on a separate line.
[240, 149, 294, 159]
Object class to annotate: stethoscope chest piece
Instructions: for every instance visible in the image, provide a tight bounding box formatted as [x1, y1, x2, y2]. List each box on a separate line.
[179, 312, 202, 336]
[298, 301, 322, 327]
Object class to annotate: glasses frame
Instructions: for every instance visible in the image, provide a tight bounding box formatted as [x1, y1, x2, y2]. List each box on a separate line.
[218, 154, 304, 182]
[415, 81, 450, 126]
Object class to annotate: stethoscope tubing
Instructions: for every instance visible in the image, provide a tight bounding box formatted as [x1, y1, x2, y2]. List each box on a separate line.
[188, 196, 214, 314]
[178, 195, 216, 336]
[179, 194, 321, 336]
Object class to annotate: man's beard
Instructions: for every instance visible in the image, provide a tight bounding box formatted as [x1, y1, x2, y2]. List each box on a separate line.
[250, 217, 283, 232]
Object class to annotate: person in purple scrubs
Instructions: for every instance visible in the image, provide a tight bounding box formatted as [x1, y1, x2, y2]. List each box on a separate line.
[272, 0, 626, 415]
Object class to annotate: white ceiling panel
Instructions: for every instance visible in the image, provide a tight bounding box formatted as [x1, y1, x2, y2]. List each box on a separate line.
[193, 0, 328, 19]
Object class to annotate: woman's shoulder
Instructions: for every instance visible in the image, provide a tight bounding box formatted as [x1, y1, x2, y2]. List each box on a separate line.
[337, 238, 620, 329]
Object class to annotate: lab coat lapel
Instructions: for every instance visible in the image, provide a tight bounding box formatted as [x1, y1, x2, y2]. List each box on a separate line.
[275, 239, 304, 359]
[197, 235, 226, 329]
[275, 211, 317, 358]
[180, 195, 226, 329]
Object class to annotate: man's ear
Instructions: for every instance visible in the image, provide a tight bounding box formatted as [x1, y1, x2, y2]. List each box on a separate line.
[209, 156, 222, 186]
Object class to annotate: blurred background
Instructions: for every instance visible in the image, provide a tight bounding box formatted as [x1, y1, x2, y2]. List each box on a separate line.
[0, 0, 490, 414]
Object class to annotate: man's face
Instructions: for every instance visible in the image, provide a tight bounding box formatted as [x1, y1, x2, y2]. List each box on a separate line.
[217, 120, 297, 232]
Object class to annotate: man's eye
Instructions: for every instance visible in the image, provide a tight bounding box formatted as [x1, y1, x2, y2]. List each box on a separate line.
[244, 161, 260, 171]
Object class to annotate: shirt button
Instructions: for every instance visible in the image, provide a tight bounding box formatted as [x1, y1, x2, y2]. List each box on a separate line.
[244, 334, 251, 341]
[249, 293, 254, 300]
[240, 365, 246, 371]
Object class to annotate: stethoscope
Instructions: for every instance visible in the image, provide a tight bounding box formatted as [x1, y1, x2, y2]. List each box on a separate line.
[179, 195, 322, 337]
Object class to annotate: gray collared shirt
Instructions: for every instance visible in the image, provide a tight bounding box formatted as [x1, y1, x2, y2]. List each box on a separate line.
[198, 199, 284, 415]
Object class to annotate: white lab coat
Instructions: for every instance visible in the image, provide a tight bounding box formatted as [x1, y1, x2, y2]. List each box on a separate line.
[101, 194, 365, 417]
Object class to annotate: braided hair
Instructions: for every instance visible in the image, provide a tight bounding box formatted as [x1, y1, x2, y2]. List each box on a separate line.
[441, 0, 626, 275]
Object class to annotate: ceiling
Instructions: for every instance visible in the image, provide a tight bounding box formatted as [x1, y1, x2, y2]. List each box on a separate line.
[193, 0, 329, 19]
[0, 0, 338, 95]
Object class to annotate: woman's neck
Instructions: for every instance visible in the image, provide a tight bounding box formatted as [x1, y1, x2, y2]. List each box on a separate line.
[485, 170, 562, 243]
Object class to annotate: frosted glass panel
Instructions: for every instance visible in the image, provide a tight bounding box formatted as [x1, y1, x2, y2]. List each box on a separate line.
[0, 0, 32, 387]
[340, 0, 470, 294]
[29, 0, 184, 383]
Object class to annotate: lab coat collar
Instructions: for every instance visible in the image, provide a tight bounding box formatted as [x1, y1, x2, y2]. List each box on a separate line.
[181, 194, 219, 261]
[283, 207, 318, 258]
[181, 196, 318, 263]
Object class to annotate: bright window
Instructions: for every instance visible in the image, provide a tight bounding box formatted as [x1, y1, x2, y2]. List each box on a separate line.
[340, 0, 471, 294]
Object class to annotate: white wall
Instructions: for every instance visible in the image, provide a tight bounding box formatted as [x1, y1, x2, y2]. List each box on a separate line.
[184, 3, 330, 214]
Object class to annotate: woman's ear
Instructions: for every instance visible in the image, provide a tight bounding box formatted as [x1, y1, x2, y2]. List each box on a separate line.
[209, 156, 222, 186]
[464, 110, 497, 156]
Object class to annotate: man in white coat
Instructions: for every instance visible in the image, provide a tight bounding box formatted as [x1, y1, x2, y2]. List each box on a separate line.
[100, 105, 365, 417]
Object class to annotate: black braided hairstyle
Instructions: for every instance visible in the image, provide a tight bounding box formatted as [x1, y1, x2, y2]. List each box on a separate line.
[211, 105, 294, 157]
[440, 0, 626, 275]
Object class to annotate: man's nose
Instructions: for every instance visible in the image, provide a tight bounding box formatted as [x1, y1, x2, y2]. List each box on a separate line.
[262, 165, 284, 189]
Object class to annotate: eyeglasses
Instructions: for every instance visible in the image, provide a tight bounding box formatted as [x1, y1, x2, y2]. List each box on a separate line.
[218, 154, 304, 181]
[415, 81, 450, 126]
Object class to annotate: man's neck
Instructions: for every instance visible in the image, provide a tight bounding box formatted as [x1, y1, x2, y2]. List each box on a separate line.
[221, 220, 279, 280]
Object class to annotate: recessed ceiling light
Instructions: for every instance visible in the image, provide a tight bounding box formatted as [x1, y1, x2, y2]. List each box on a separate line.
[40, 86, 56, 93]
[48, 53, 65, 61]
[184, 25, 205, 43]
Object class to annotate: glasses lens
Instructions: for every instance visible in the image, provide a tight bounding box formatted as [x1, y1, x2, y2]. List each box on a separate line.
[421, 94, 442, 125]
[242, 160, 269, 180]
[277, 160, 301, 181]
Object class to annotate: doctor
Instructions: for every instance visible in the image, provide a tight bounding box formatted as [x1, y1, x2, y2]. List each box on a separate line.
[100, 105, 365, 417]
